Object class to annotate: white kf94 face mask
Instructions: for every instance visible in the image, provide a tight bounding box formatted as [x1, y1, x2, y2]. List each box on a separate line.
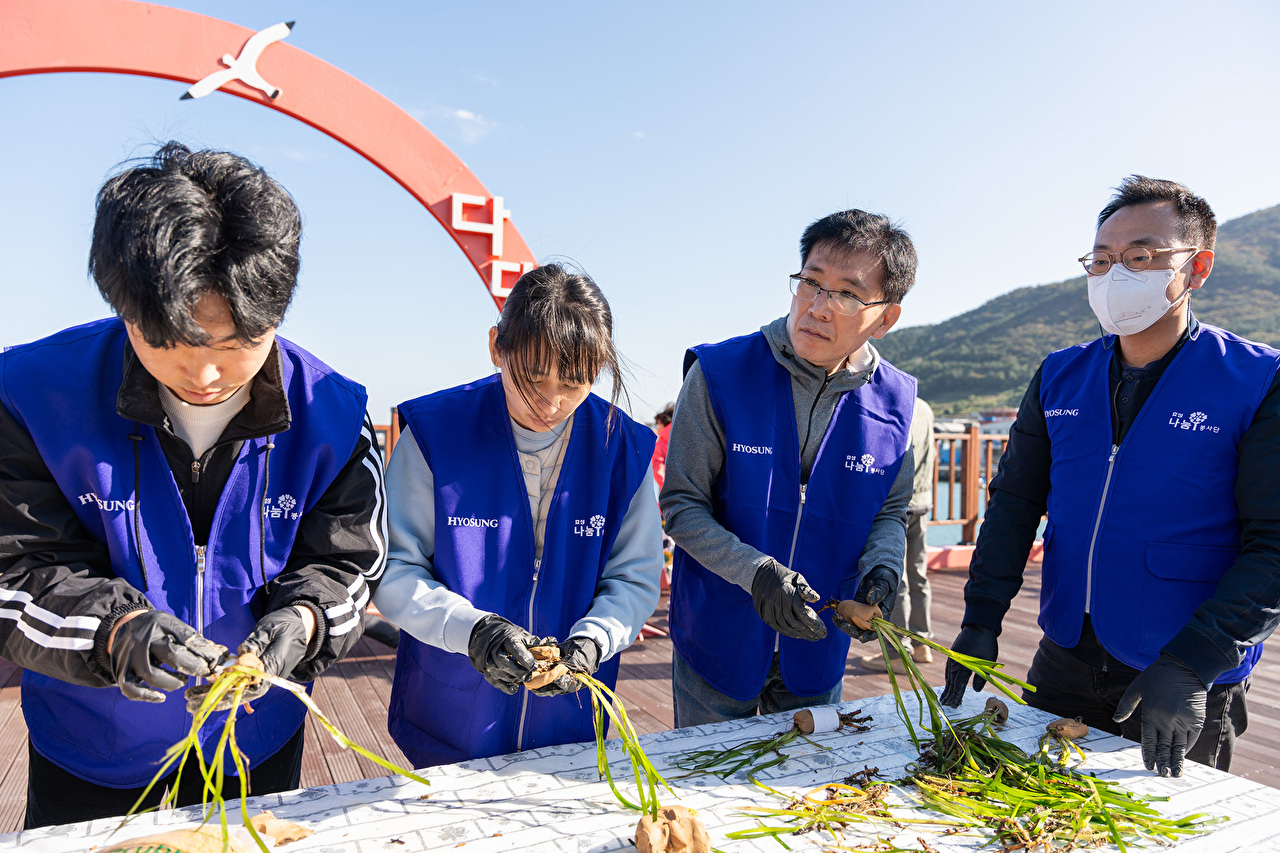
[1087, 263, 1184, 336]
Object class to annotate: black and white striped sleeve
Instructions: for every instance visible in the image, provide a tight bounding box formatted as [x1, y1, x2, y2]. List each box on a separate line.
[0, 400, 149, 686]
[267, 411, 388, 681]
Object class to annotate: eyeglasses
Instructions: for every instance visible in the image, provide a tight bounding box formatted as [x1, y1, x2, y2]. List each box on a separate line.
[1077, 246, 1200, 277]
[789, 275, 890, 315]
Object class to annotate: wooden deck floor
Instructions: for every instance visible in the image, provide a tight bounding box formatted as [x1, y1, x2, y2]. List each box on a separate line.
[2, 561, 1279, 832]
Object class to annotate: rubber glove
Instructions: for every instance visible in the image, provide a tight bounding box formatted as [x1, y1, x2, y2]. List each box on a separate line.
[467, 614, 539, 694]
[110, 610, 221, 702]
[240, 606, 312, 678]
[532, 636, 602, 696]
[834, 568, 898, 642]
[750, 559, 826, 641]
[940, 624, 999, 707]
[1113, 654, 1207, 778]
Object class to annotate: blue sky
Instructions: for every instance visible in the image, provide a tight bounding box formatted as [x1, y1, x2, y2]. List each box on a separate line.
[2, 1, 1279, 423]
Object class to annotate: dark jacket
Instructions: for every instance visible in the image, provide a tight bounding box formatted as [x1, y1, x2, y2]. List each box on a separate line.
[963, 313, 1280, 686]
[0, 325, 388, 690]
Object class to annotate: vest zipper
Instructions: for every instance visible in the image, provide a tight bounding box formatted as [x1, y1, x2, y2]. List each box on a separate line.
[188, 544, 208, 692]
[1084, 444, 1120, 612]
[194, 545, 206, 635]
[775, 484, 808, 652]
[527, 558, 542, 627]
[786, 485, 808, 567]
[516, 556, 542, 752]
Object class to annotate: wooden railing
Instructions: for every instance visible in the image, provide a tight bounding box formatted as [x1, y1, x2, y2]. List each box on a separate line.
[373, 415, 1007, 546]
[929, 424, 1006, 544]
[371, 416, 400, 461]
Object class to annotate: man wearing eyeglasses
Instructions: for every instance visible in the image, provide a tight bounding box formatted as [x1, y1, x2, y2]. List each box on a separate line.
[941, 175, 1280, 778]
[660, 209, 919, 725]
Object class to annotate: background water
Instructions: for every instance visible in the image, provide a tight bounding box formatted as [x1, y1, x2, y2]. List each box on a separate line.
[927, 480, 1046, 547]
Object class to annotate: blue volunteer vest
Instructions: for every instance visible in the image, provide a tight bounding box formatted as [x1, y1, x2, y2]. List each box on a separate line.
[668, 332, 916, 700]
[0, 318, 367, 787]
[388, 376, 655, 769]
[1038, 324, 1280, 682]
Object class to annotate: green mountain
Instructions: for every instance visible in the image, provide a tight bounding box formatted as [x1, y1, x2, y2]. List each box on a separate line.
[877, 205, 1280, 415]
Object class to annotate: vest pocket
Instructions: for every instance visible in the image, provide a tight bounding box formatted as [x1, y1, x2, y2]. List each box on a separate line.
[398, 644, 485, 760]
[1138, 541, 1239, 655]
[410, 634, 483, 690]
[26, 676, 118, 762]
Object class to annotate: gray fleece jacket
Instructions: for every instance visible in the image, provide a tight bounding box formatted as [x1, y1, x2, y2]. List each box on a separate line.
[659, 316, 913, 593]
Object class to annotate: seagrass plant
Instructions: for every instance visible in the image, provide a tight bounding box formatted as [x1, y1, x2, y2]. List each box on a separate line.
[521, 643, 674, 818]
[870, 616, 1220, 850]
[672, 725, 825, 780]
[728, 617, 1221, 852]
[727, 774, 964, 849]
[118, 656, 430, 853]
[869, 616, 1029, 752]
[571, 671, 675, 819]
[672, 709, 872, 780]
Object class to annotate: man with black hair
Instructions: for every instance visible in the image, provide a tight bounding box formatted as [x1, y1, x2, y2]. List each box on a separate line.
[941, 176, 1280, 779]
[661, 209, 919, 725]
[0, 142, 387, 826]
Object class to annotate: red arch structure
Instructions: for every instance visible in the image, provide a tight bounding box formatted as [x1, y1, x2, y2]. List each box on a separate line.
[0, 0, 534, 309]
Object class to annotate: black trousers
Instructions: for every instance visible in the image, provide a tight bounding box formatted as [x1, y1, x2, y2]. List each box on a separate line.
[24, 724, 306, 829]
[1024, 633, 1249, 771]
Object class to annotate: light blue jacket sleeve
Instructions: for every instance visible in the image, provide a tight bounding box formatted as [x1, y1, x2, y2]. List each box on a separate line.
[373, 426, 664, 663]
[371, 427, 487, 656]
[568, 466, 665, 662]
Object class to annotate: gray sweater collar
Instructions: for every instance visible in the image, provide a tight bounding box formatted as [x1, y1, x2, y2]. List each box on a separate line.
[760, 316, 878, 394]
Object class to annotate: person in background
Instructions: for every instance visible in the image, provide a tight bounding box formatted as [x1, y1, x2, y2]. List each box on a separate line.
[653, 402, 676, 585]
[941, 176, 1280, 778]
[661, 209, 918, 726]
[652, 403, 674, 490]
[862, 396, 936, 669]
[0, 142, 386, 827]
[374, 264, 663, 768]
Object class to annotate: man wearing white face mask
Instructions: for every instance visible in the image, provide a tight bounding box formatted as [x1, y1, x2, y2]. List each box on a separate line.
[939, 175, 1280, 780]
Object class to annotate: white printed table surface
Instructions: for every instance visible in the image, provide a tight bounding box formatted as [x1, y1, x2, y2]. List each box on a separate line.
[5, 689, 1278, 852]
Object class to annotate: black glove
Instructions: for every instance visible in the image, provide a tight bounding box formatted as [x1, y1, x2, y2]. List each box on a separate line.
[833, 568, 898, 642]
[532, 636, 603, 697]
[109, 610, 222, 703]
[1113, 654, 1207, 777]
[750, 559, 826, 642]
[240, 606, 312, 679]
[468, 614, 539, 695]
[940, 625, 999, 707]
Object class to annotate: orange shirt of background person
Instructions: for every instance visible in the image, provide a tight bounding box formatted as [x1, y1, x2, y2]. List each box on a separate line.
[651, 404, 674, 490]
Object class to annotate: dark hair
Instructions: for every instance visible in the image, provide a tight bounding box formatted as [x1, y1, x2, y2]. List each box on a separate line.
[655, 403, 674, 427]
[799, 209, 918, 304]
[1097, 175, 1217, 251]
[493, 263, 626, 415]
[89, 141, 302, 348]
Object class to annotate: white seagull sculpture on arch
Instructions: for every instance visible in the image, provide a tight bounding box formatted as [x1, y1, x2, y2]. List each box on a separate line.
[182, 20, 294, 100]
[0, 0, 536, 309]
